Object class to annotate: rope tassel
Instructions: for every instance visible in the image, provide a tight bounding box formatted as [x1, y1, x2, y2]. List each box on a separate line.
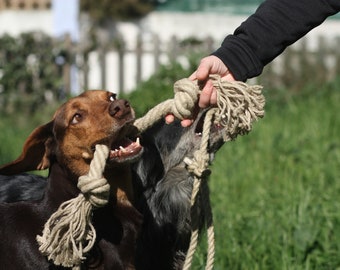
[37, 144, 110, 268]
[36, 75, 265, 270]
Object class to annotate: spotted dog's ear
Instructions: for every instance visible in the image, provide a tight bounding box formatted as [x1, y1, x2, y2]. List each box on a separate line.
[0, 121, 54, 175]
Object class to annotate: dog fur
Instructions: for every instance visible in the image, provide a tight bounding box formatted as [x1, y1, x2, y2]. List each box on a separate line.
[0, 101, 225, 269]
[0, 90, 143, 269]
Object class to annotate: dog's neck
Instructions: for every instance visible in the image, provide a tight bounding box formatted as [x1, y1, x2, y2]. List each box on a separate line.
[41, 162, 79, 212]
[41, 162, 134, 212]
[104, 163, 134, 206]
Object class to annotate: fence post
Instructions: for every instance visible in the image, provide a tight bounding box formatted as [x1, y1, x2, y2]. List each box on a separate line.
[99, 48, 107, 90]
[136, 33, 143, 85]
[335, 37, 340, 76]
[169, 35, 179, 62]
[62, 33, 71, 95]
[115, 37, 126, 93]
[316, 36, 327, 82]
[153, 34, 161, 71]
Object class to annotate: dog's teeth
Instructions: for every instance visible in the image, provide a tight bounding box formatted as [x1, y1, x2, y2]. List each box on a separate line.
[119, 146, 127, 152]
[135, 137, 140, 145]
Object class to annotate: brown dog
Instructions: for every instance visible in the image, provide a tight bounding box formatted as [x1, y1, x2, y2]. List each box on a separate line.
[0, 90, 143, 269]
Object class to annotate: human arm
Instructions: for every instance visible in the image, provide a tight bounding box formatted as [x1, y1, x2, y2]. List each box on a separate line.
[167, 0, 340, 126]
[213, 0, 340, 81]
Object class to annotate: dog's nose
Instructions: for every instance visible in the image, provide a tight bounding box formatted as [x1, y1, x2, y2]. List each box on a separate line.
[109, 99, 131, 118]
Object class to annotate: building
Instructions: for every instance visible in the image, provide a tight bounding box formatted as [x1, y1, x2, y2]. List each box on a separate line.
[0, 0, 78, 40]
[0, 0, 51, 10]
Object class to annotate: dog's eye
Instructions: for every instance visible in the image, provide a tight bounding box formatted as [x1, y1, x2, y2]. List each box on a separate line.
[109, 94, 117, 102]
[71, 113, 82, 124]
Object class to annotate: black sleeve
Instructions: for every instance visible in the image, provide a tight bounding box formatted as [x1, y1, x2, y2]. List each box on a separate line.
[212, 0, 340, 81]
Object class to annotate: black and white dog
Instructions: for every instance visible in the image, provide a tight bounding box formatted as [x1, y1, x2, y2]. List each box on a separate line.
[0, 109, 225, 270]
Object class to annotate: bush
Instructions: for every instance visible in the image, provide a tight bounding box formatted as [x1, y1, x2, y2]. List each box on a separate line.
[0, 32, 67, 115]
[121, 61, 193, 117]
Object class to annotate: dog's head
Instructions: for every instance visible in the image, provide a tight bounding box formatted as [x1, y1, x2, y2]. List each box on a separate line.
[148, 108, 224, 171]
[134, 107, 225, 192]
[0, 90, 143, 178]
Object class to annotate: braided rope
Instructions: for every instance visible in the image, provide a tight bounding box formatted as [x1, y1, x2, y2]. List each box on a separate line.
[37, 144, 110, 268]
[134, 76, 265, 270]
[37, 75, 264, 269]
[183, 109, 216, 270]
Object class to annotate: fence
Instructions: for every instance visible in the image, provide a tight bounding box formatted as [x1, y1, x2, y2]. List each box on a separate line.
[64, 34, 215, 94]
[61, 33, 340, 95]
[258, 36, 340, 90]
[1, 31, 340, 114]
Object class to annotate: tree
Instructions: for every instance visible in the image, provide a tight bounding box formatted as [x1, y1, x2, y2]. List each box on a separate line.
[0, 32, 64, 115]
[80, 0, 157, 26]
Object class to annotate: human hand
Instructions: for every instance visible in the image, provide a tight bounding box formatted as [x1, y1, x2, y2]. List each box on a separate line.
[190, 55, 235, 108]
[165, 55, 235, 127]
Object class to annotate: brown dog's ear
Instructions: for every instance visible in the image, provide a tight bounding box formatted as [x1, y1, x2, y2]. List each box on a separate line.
[0, 121, 54, 175]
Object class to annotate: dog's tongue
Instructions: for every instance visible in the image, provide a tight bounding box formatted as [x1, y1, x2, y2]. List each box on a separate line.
[109, 138, 142, 161]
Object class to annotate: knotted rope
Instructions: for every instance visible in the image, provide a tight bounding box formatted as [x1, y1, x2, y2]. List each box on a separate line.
[37, 144, 110, 268]
[134, 75, 265, 269]
[37, 75, 264, 269]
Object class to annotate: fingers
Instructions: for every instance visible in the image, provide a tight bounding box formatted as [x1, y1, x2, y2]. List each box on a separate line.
[225, 73, 236, 82]
[190, 57, 213, 81]
[180, 119, 194, 127]
[198, 80, 215, 108]
[165, 114, 193, 127]
[167, 56, 233, 127]
[165, 113, 175, 124]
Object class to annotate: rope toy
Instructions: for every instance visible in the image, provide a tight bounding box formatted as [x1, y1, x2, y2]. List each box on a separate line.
[134, 75, 264, 134]
[135, 75, 265, 270]
[37, 144, 110, 268]
[36, 75, 264, 269]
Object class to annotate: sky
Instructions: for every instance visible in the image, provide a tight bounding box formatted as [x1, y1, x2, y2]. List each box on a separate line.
[52, 0, 79, 41]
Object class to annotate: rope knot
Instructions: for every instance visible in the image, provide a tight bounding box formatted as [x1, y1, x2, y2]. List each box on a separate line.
[37, 144, 110, 268]
[78, 175, 110, 208]
[184, 153, 211, 178]
[172, 78, 199, 120]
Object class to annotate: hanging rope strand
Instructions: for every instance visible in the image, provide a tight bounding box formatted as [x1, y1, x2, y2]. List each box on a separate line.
[37, 75, 265, 269]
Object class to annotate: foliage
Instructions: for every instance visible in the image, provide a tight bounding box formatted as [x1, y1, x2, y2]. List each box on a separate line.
[116, 67, 340, 269]
[0, 32, 66, 115]
[0, 101, 60, 165]
[121, 61, 193, 117]
[80, 0, 156, 24]
[194, 78, 340, 269]
[0, 44, 339, 268]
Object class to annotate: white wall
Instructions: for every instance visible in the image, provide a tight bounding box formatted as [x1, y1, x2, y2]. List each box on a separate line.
[85, 12, 340, 93]
[1, 9, 339, 93]
[0, 10, 53, 36]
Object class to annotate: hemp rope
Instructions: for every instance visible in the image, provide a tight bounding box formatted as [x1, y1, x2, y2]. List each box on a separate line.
[134, 75, 265, 270]
[37, 144, 110, 268]
[36, 75, 264, 269]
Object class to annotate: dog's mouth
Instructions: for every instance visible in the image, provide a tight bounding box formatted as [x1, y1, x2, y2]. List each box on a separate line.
[91, 121, 143, 164]
[193, 109, 225, 154]
[194, 109, 223, 137]
[109, 137, 143, 163]
[108, 121, 143, 164]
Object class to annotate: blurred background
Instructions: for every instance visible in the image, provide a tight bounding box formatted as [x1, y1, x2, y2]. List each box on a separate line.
[0, 1, 339, 269]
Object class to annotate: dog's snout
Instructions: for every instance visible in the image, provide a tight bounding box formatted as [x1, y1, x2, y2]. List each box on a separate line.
[109, 99, 131, 118]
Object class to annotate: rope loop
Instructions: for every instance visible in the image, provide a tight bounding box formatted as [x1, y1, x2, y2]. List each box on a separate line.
[78, 176, 110, 208]
[172, 78, 199, 120]
[184, 152, 211, 179]
[37, 144, 110, 268]
[37, 75, 265, 270]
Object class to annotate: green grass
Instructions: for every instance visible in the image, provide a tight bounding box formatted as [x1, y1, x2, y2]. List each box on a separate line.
[0, 77, 339, 269]
[0, 103, 60, 166]
[193, 81, 340, 269]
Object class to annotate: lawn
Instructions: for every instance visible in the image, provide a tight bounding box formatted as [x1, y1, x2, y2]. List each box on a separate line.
[0, 78, 339, 269]
[194, 81, 340, 269]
